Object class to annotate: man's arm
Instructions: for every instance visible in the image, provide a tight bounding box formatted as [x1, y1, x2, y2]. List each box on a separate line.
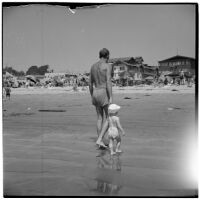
[106, 64, 113, 104]
[89, 68, 93, 96]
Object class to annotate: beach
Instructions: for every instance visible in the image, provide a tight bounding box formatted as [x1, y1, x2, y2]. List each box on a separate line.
[3, 85, 197, 197]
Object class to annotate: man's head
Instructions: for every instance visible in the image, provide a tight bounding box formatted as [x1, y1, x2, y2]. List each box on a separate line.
[99, 48, 110, 60]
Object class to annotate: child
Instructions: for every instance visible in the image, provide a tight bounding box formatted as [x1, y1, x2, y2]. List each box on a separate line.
[108, 104, 125, 155]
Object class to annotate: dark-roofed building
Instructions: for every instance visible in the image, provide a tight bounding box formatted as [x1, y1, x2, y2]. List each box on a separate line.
[108, 57, 144, 80]
[109, 57, 143, 65]
[141, 65, 159, 79]
[158, 55, 195, 75]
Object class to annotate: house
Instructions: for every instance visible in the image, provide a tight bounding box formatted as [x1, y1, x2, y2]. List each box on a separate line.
[141, 65, 159, 79]
[158, 55, 195, 75]
[108, 57, 144, 80]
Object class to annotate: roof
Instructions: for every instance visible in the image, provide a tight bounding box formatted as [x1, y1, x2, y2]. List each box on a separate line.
[158, 55, 195, 63]
[109, 56, 143, 64]
[143, 65, 158, 70]
[109, 57, 133, 63]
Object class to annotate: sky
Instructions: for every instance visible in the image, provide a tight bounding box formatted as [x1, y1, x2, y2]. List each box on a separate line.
[3, 4, 196, 73]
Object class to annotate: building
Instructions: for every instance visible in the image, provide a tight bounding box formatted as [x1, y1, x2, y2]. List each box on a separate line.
[141, 65, 159, 79]
[109, 57, 159, 81]
[158, 55, 195, 74]
[108, 57, 144, 81]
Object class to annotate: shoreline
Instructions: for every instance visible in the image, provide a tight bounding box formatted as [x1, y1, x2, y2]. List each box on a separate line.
[10, 85, 195, 95]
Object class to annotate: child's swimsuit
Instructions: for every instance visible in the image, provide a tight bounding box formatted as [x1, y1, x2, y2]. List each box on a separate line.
[108, 127, 118, 139]
[108, 117, 119, 139]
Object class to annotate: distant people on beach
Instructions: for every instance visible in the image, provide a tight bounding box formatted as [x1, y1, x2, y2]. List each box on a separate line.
[108, 104, 125, 155]
[4, 86, 11, 100]
[172, 77, 176, 85]
[73, 79, 78, 91]
[89, 48, 113, 148]
[2, 87, 6, 100]
[180, 70, 185, 85]
[187, 72, 192, 87]
[164, 77, 168, 85]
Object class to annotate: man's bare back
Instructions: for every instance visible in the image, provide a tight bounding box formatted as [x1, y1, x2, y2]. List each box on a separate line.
[90, 61, 109, 89]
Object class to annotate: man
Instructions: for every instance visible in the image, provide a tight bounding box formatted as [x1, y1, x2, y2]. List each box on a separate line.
[89, 48, 113, 148]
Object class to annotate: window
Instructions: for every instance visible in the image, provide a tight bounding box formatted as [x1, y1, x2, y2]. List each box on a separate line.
[120, 66, 125, 70]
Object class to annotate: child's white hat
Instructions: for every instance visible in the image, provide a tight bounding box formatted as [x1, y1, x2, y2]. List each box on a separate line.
[108, 104, 121, 114]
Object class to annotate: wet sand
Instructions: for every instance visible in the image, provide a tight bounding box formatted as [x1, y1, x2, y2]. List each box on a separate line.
[3, 86, 197, 197]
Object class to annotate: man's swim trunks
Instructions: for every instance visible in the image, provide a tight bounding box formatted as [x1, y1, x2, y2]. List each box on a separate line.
[92, 87, 109, 107]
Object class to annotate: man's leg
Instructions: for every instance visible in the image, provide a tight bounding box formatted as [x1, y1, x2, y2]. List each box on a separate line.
[95, 106, 103, 137]
[96, 105, 109, 147]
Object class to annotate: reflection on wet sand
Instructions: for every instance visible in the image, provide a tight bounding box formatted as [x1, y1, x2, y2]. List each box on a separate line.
[95, 150, 122, 195]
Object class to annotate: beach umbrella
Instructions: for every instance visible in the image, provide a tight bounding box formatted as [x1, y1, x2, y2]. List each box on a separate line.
[165, 72, 180, 77]
[26, 75, 37, 83]
[184, 72, 193, 78]
[161, 71, 171, 76]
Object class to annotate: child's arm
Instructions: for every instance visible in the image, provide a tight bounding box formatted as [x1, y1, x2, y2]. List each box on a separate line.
[116, 117, 125, 136]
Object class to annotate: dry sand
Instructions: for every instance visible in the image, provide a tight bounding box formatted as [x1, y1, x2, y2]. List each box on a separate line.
[3, 86, 197, 197]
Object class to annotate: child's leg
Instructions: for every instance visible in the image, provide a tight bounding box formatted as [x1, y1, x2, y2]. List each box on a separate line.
[116, 136, 122, 153]
[109, 138, 115, 155]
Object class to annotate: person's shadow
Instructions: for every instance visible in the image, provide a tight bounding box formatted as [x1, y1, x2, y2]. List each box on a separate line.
[94, 151, 123, 195]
